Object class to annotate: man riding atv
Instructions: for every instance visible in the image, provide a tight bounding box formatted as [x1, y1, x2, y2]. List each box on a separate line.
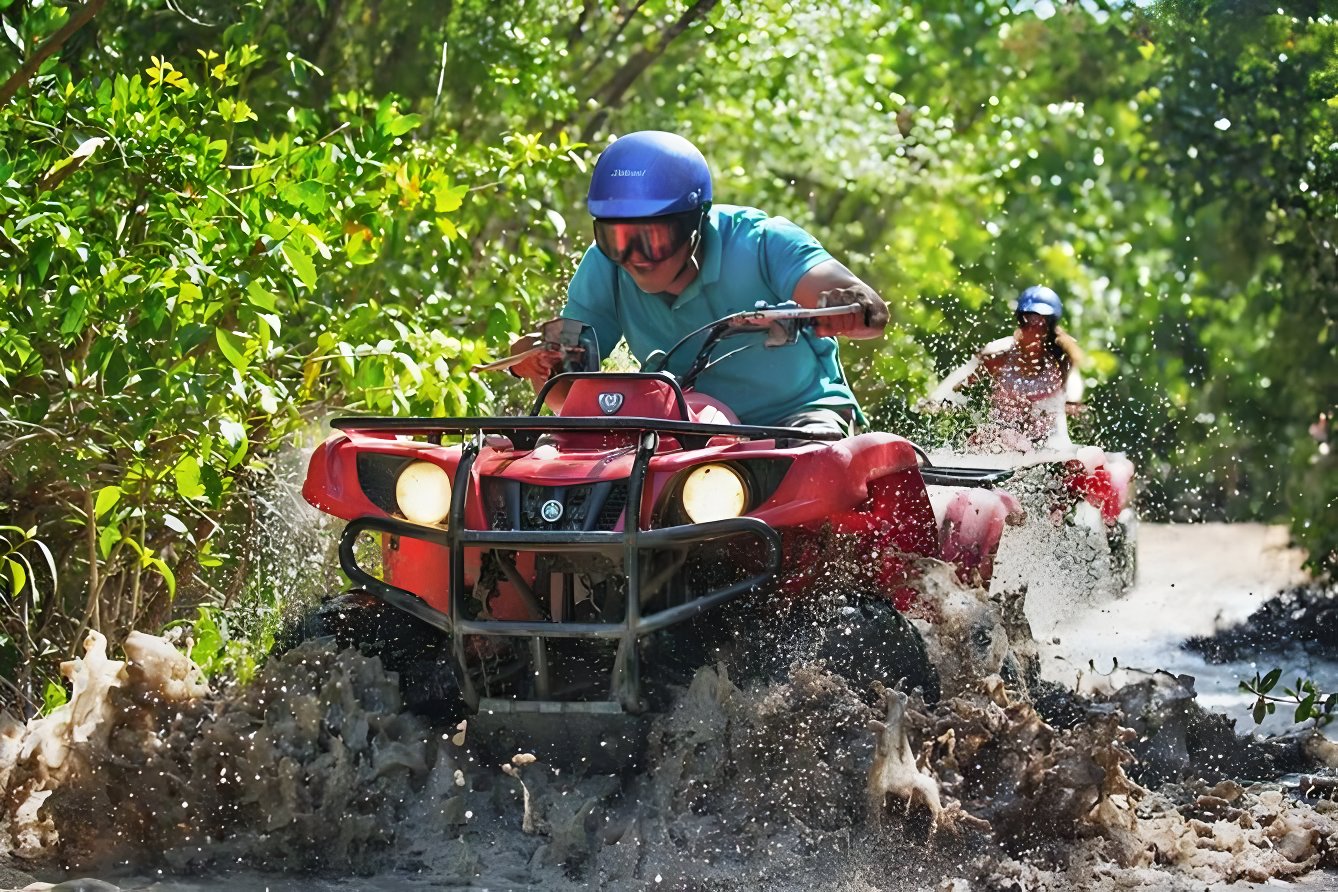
[509, 130, 888, 437]
[293, 133, 1036, 766]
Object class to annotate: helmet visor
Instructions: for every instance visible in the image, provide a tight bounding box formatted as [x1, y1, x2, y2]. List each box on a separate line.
[593, 212, 698, 264]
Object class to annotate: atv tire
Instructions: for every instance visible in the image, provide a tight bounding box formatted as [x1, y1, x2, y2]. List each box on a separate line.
[744, 596, 940, 703]
[281, 590, 465, 721]
[812, 598, 941, 702]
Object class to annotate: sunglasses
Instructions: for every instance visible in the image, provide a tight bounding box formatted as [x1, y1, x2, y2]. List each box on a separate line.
[593, 212, 700, 265]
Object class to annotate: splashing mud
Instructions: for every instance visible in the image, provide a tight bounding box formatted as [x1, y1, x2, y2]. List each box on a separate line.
[0, 633, 440, 878]
[986, 465, 1131, 634]
[3, 595, 1336, 890]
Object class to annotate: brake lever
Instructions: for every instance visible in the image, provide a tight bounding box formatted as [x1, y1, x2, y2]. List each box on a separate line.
[471, 340, 585, 373]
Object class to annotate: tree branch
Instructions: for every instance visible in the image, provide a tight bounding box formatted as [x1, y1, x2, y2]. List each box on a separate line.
[0, 0, 108, 107]
[584, 0, 719, 136]
[566, 0, 600, 51]
[576, 0, 649, 81]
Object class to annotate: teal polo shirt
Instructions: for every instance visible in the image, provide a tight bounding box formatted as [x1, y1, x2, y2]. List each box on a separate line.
[562, 204, 862, 427]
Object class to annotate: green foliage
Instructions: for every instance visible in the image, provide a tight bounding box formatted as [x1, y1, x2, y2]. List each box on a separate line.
[0, 523, 58, 708]
[41, 677, 68, 715]
[177, 605, 269, 685]
[0, 0, 582, 696]
[1242, 667, 1337, 730]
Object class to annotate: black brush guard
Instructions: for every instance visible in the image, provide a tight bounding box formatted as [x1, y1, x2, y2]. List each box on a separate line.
[335, 415, 785, 718]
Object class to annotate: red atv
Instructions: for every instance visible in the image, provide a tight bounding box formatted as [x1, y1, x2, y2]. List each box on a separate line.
[299, 305, 1014, 763]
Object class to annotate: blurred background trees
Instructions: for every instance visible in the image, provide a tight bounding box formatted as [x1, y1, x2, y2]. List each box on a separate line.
[0, 0, 1332, 708]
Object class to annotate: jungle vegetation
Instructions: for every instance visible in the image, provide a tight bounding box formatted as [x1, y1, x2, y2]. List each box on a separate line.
[0, 0, 1334, 709]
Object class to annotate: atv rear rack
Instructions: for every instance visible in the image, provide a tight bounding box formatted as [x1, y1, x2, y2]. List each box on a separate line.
[918, 464, 1014, 487]
[337, 430, 782, 716]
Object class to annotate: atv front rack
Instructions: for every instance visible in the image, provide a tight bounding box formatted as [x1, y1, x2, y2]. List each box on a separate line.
[337, 429, 782, 715]
[330, 416, 841, 450]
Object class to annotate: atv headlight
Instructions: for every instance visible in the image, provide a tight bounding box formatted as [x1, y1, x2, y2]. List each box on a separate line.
[681, 463, 749, 523]
[395, 460, 452, 525]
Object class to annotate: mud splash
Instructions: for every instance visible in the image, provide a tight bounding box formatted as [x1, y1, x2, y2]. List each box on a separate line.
[986, 464, 1133, 633]
[3, 608, 1336, 890]
[0, 632, 441, 877]
[1185, 580, 1338, 664]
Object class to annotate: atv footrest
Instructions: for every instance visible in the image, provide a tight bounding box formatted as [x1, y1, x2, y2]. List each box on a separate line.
[919, 465, 1013, 487]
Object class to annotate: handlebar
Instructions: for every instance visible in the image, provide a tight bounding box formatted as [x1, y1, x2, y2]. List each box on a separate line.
[723, 303, 861, 329]
[476, 302, 862, 381]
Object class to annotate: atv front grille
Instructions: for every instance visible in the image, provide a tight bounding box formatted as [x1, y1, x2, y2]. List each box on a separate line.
[481, 479, 629, 532]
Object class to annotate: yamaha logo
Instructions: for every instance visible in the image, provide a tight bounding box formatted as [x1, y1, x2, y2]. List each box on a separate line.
[598, 392, 624, 415]
[611, 168, 646, 177]
[540, 499, 564, 523]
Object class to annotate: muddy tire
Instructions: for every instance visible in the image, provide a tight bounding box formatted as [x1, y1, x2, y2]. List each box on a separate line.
[741, 596, 940, 703]
[812, 599, 941, 702]
[281, 591, 465, 721]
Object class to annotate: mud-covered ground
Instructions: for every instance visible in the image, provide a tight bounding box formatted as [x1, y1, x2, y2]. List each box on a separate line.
[2, 524, 1337, 892]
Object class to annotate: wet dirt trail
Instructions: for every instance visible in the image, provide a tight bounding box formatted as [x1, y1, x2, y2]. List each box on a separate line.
[3, 523, 1337, 892]
[1037, 523, 1332, 736]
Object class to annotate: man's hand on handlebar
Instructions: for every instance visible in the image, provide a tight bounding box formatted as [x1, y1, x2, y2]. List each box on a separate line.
[507, 334, 565, 382]
[814, 283, 889, 338]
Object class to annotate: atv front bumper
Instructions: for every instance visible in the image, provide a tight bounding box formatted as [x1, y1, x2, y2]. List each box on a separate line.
[338, 431, 781, 714]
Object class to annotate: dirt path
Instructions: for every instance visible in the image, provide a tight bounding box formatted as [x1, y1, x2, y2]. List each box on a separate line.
[1038, 522, 1331, 733]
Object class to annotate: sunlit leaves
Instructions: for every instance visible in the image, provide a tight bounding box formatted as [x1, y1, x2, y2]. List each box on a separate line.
[217, 97, 257, 123]
[278, 239, 318, 290]
[146, 56, 190, 91]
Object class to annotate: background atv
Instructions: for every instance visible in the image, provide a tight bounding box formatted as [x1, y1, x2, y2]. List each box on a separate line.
[298, 304, 1017, 765]
[925, 441, 1138, 632]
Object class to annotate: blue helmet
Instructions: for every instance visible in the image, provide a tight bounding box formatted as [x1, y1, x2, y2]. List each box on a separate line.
[587, 131, 712, 219]
[1015, 285, 1063, 319]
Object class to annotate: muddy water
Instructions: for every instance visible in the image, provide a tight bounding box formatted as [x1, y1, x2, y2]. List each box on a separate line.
[4, 524, 1338, 892]
[1037, 523, 1336, 737]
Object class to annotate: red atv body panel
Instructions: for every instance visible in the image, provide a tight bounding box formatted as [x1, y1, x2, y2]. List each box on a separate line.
[301, 371, 1006, 715]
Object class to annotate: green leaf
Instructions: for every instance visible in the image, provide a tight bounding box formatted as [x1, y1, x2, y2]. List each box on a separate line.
[433, 180, 468, 214]
[174, 455, 206, 500]
[94, 485, 122, 518]
[6, 558, 25, 597]
[246, 281, 280, 312]
[1, 17, 21, 52]
[281, 180, 329, 214]
[280, 240, 318, 289]
[217, 97, 257, 123]
[215, 327, 248, 371]
[383, 112, 422, 137]
[150, 558, 176, 599]
[42, 679, 68, 715]
[98, 522, 121, 559]
[189, 607, 224, 672]
[1260, 668, 1282, 693]
[545, 207, 567, 237]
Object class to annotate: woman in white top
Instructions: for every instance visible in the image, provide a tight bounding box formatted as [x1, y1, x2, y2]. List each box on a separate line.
[929, 285, 1085, 452]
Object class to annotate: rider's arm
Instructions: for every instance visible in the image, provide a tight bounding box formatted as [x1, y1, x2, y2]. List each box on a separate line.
[506, 335, 570, 411]
[927, 355, 981, 405]
[790, 259, 888, 339]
